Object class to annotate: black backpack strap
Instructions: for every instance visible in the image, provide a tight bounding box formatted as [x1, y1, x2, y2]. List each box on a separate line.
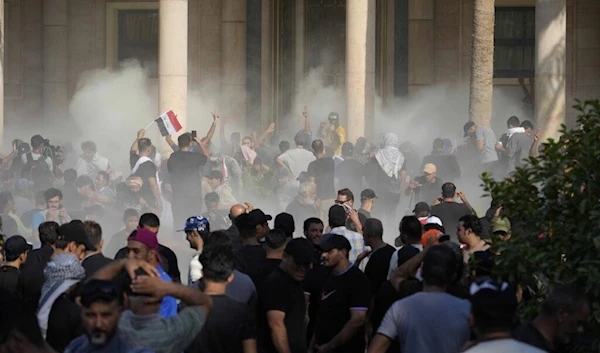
[26, 153, 33, 163]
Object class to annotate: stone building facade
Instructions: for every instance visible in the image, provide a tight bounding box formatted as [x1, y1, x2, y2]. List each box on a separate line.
[1, 0, 599, 143]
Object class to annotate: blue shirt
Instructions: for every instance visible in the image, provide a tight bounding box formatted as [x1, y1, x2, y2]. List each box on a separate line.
[32, 211, 45, 231]
[157, 265, 177, 318]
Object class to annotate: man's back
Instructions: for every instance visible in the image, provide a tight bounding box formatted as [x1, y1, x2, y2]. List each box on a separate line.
[421, 154, 461, 181]
[0, 265, 21, 295]
[335, 159, 366, 196]
[307, 157, 335, 200]
[507, 132, 533, 172]
[279, 148, 315, 177]
[377, 292, 471, 353]
[167, 151, 206, 189]
[464, 339, 546, 353]
[475, 126, 498, 164]
[430, 202, 473, 243]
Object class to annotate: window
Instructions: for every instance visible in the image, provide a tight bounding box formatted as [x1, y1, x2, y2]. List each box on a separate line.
[118, 10, 159, 77]
[494, 7, 535, 78]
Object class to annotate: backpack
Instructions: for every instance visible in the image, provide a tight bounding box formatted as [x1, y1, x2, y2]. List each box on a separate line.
[21, 153, 53, 191]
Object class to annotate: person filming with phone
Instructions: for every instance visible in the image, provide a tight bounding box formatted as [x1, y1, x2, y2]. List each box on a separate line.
[405, 163, 444, 206]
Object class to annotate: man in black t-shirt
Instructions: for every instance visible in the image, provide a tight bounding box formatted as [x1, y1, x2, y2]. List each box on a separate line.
[260, 238, 313, 353]
[307, 140, 335, 202]
[335, 142, 366, 196]
[362, 219, 395, 295]
[0, 235, 31, 296]
[430, 183, 475, 243]
[234, 213, 268, 286]
[313, 234, 371, 353]
[406, 163, 444, 206]
[129, 131, 161, 214]
[168, 133, 208, 227]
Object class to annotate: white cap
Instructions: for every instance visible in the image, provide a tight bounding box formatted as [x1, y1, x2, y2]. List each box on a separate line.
[426, 216, 443, 227]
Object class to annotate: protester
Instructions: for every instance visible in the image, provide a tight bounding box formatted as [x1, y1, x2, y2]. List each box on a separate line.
[387, 216, 423, 279]
[276, 131, 315, 178]
[180, 216, 210, 285]
[234, 213, 267, 286]
[406, 163, 444, 205]
[286, 181, 319, 224]
[202, 192, 230, 230]
[362, 219, 395, 295]
[430, 182, 475, 243]
[32, 188, 71, 233]
[463, 121, 498, 166]
[420, 138, 461, 182]
[327, 205, 366, 264]
[129, 131, 162, 215]
[20, 222, 59, 307]
[80, 221, 112, 278]
[105, 208, 139, 258]
[0, 235, 31, 295]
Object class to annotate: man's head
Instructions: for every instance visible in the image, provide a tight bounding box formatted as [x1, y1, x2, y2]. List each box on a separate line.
[413, 202, 430, 219]
[249, 209, 272, 239]
[363, 218, 384, 248]
[139, 213, 160, 233]
[123, 208, 140, 233]
[80, 279, 124, 346]
[421, 245, 459, 288]
[199, 248, 234, 284]
[294, 131, 310, 148]
[341, 142, 354, 158]
[491, 217, 511, 241]
[178, 133, 193, 150]
[265, 229, 288, 254]
[235, 213, 258, 241]
[360, 189, 377, 209]
[463, 122, 477, 137]
[328, 112, 340, 127]
[507, 116, 520, 128]
[423, 163, 437, 182]
[469, 279, 518, 336]
[180, 216, 210, 251]
[229, 204, 247, 223]
[336, 188, 354, 208]
[208, 170, 224, 189]
[137, 138, 153, 156]
[303, 217, 324, 246]
[76, 175, 96, 197]
[30, 135, 45, 151]
[441, 182, 457, 199]
[274, 213, 295, 239]
[282, 238, 313, 281]
[457, 215, 483, 244]
[311, 139, 324, 156]
[204, 192, 220, 214]
[95, 171, 110, 189]
[44, 188, 63, 210]
[83, 221, 103, 253]
[432, 138, 444, 152]
[279, 140, 290, 154]
[320, 234, 351, 268]
[328, 205, 348, 229]
[521, 120, 534, 135]
[242, 136, 254, 149]
[127, 228, 161, 265]
[56, 222, 97, 260]
[125, 176, 143, 193]
[81, 141, 97, 162]
[64, 169, 77, 185]
[0, 191, 14, 215]
[298, 181, 317, 205]
[3, 236, 31, 265]
[399, 215, 422, 245]
[38, 221, 59, 247]
[539, 285, 590, 343]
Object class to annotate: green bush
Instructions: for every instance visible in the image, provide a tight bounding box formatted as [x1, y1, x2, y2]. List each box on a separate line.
[482, 99, 600, 351]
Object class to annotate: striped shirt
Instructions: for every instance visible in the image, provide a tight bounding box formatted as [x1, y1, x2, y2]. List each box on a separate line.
[330, 226, 366, 264]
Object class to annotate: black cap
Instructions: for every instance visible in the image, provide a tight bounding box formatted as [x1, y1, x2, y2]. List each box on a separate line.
[284, 238, 314, 266]
[360, 189, 377, 201]
[463, 121, 476, 137]
[234, 213, 256, 232]
[469, 279, 517, 319]
[4, 236, 32, 258]
[249, 209, 272, 226]
[413, 202, 430, 213]
[328, 205, 347, 223]
[57, 222, 97, 251]
[274, 213, 295, 237]
[319, 233, 351, 253]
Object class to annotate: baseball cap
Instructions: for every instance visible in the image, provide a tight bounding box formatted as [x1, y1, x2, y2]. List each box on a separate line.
[284, 238, 314, 266]
[423, 163, 437, 174]
[492, 217, 511, 234]
[426, 216, 443, 227]
[413, 202, 430, 214]
[128, 228, 161, 262]
[249, 209, 272, 225]
[57, 222, 97, 251]
[4, 235, 32, 258]
[360, 189, 377, 201]
[178, 216, 210, 233]
[274, 213, 295, 237]
[328, 205, 347, 222]
[463, 121, 476, 137]
[319, 233, 351, 253]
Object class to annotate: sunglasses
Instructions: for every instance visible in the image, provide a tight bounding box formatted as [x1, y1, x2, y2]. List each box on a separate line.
[335, 199, 352, 204]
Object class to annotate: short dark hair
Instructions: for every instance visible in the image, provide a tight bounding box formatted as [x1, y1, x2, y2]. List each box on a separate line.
[97, 171, 110, 183]
[265, 229, 288, 250]
[294, 131, 309, 146]
[44, 188, 63, 202]
[442, 182, 456, 199]
[83, 221, 103, 248]
[341, 142, 354, 158]
[204, 192, 220, 205]
[400, 216, 422, 242]
[433, 138, 444, 150]
[76, 175, 95, 190]
[199, 249, 234, 282]
[312, 139, 324, 154]
[178, 133, 193, 148]
[521, 120, 534, 130]
[123, 208, 139, 221]
[363, 218, 383, 239]
[208, 170, 223, 181]
[337, 188, 354, 202]
[204, 231, 235, 254]
[39, 221, 59, 246]
[541, 285, 588, 316]
[235, 214, 257, 239]
[81, 141, 97, 152]
[138, 138, 152, 152]
[279, 140, 290, 154]
[459, 214, 482, 237]
[507, 116, 520, 127]
[303, 217, 323, 232]
[139, 213, 160, 228]
[80, 279, 124, 308]
[421, 245, 458, 287]
[64, 169, 77, 184]
[30, 135, 45, 149]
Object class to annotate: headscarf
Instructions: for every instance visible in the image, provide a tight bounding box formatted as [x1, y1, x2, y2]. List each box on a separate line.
[126, 176, 143, 189]
[240, 145, 257, 164]
[375, 133, 405, 179]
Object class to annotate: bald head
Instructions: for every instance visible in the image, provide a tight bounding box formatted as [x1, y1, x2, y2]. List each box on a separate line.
[229, 204, 247, 221]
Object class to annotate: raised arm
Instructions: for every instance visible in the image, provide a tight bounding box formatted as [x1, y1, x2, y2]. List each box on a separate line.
[204, 110, 219, 144]
[303, 106, 311, 133]
[130, 129, 145, 153]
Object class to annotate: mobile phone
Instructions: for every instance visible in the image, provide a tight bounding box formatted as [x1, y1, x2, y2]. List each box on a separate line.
[341, 203, 352, 214]
[192, 130, 197, 139]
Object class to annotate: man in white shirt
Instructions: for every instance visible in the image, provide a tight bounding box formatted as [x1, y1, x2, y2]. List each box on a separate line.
[276, 131, 315, 178]
[21, 135, 53, 171]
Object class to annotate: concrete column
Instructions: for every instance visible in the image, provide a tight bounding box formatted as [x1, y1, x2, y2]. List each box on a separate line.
[159, 0, 188, 135]
[346, 0, 376, 141]
[408, 0, 434, 96]
[295, 0, 304, 88]
[0, 0, 4, 148]
[260, 0, 272, 130]
[43, 0, 68, 120]
[222, 0, 247, 127]
[536, 0, 566, 141]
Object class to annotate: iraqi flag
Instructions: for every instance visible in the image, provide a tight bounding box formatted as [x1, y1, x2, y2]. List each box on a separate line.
[154, 110, 183, 136]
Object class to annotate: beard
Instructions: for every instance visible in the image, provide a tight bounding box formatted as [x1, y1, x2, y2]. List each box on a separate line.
[88, 328, 116, 346]
[302, 197, 316, 206]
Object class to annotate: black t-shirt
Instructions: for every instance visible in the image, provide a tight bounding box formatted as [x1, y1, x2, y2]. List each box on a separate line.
[303, 265, 332, 343]
[364, 244, 395, 295]
[186, 295, 256, 353]
[167, 150, 207, 197]
[236, 245, 267, 286]
[129, 152, 158, 207]
[335, 159, 366, 196]
[115, 244, 181, 283]
[81, 253, 113, 279]
[514, 322, 556, 353]
[255, 258, 282, 290]
[19, 244, 53, 308]
[286, 200, 318, 226]
[307, 157, 335, 200]
[366, 159, 406, 195]
[430, 201, 473, 242]
[259, 267, 307, 353]
[314, 266, 371, 353]
[46, 294, 84, 353]
[0, 265, 21, 296]
[413, 176, 444, 205]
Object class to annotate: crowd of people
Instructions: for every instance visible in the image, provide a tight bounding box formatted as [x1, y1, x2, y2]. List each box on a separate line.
[0, 109, 588, 353]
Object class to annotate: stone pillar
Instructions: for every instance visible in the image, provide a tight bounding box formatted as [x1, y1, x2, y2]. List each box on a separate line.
[260, 0, 272, 129]
[408, 0, 434, 96]
[536, 0, 566, 141]
[159, 0, 188, 136]
[222, 0, 247, 127]
[43, 0, 68, 120]
[346, 0, 376, 141]
[295, 0, 304, 88]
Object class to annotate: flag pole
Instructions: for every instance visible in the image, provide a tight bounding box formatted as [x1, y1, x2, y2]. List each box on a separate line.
[144, 120, 155, 130]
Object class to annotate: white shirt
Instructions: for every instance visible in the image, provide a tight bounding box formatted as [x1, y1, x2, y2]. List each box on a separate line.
[278, 148, 315, 177]
[387, 243, 423, 280]
[463, 339, 546, 353]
